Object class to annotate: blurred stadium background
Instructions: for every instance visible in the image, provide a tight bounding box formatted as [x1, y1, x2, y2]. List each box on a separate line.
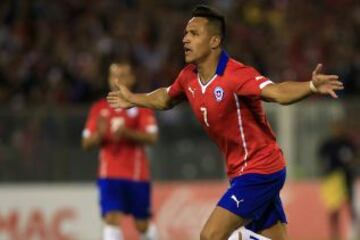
[0, 0, 359, 239]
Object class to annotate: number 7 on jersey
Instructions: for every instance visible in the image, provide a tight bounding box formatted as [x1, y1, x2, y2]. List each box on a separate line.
[200, 107, 210, 127]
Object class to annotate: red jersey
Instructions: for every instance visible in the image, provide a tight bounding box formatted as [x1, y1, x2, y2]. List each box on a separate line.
[168, 50, 286, 178]
[82, 99, 158, 181]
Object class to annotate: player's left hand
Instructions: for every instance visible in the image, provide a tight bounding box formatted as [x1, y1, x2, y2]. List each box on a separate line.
[311, 64, 344, 98]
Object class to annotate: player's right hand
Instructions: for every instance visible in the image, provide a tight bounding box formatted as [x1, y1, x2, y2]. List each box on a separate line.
[107, 84, 134, 109]
[311, 63, 343, 98]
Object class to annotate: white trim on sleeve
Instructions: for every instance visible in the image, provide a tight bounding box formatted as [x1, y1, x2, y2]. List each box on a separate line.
[82, 129, 91, 138]
[146, 125, 158, 134]
[259, 80, 274, 89]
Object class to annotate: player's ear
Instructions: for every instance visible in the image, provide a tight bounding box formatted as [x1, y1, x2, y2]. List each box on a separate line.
[210, 35, 221, 49]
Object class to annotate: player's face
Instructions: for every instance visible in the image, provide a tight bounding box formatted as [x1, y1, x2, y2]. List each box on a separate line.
[183, 17, 213, 64]
[108, 64, 135, 90]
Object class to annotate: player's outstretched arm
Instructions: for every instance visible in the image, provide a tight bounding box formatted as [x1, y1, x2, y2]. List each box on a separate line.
[261, 64, 344, 105]
[107, 84, 177, 110]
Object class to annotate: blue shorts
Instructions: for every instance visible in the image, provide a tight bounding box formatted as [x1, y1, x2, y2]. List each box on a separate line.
[97, 178, 151, 219]
[218, 168, 287, 233]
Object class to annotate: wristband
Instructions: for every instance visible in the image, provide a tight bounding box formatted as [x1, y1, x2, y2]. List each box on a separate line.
[310, 81, 318, 92]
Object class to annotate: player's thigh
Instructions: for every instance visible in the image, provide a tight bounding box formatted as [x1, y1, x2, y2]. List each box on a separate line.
[129, 181, 152, 219]
[201, 206, 246, 240]
[97, 179, 126, 220]
[245, 193, 287, 235]
[259, 221, 288, 240]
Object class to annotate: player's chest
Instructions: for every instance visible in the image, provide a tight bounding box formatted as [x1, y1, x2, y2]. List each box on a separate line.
[104, 107, 139, 130]
[185, 76, 236, 126]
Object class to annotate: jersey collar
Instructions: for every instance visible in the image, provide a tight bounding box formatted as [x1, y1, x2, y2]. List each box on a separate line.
[193, 49, 229, 76]
[215, 50, 229, 76]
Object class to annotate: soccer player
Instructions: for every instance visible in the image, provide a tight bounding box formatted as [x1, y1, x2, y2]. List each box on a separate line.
[82, 62, 159, 240]
[106, 5, 344, 240]
[319, 121, 358, 240]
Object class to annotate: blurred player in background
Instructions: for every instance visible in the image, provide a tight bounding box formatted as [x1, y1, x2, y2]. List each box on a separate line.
[82, 62, 159, 240]
[107, 5, 343, 240]
[319, 120, 358, 240]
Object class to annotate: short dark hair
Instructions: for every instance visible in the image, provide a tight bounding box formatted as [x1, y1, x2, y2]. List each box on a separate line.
[192, 5, 226, 43]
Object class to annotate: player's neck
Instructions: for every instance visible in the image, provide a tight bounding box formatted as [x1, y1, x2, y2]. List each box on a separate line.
[197, 49, 221, 84]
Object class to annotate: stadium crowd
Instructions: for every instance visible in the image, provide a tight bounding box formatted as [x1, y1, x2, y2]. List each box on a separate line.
[0, 0, 359, 108]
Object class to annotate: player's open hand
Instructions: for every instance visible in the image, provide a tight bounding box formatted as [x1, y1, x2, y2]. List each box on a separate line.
[311, 64, 344, 98]
[107, 84, 134, 109]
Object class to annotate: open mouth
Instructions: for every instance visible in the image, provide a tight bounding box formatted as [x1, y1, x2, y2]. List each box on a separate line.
[184, 47, 192, 54]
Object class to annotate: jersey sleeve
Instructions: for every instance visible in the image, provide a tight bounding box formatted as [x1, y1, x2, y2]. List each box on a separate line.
[234, 67, 274, 96]
[166, 68, 188, 101]
[138, 109, 158, 134]
[82, 103, 110, 138]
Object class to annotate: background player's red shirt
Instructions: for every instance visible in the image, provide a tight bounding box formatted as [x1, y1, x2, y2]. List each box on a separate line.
[168, 51, 286, 178]
[82, 99, 158, 181]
